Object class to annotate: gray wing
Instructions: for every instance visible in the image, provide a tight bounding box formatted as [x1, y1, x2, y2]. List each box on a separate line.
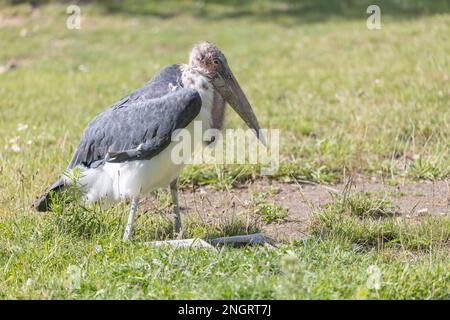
[67, 64, 200, 169]
[110, 64, 184, 109]
[34, 64, 199, 211]
[68, 88, 201, 169]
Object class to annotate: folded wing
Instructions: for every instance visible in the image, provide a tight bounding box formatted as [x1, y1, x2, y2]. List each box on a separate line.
[68, 88, 201, 169]
[35, 64, 201, 211]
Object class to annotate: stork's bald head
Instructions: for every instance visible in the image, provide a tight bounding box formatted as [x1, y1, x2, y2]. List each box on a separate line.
[188, 41, 228, 77]
[187, 41, 266, 146]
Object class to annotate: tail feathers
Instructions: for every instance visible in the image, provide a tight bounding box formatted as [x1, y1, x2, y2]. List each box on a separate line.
[33, 177, 69, 212]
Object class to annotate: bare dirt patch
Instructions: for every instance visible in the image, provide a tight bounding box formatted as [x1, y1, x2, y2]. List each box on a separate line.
[0, 15, 25, 28]
[141, 178, 449, 241]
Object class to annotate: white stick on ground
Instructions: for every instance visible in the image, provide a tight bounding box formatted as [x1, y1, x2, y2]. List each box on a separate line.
[143, 238, 216, 249]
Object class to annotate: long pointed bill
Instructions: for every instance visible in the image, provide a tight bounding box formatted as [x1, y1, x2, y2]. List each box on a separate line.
[213, 69, 266, 146]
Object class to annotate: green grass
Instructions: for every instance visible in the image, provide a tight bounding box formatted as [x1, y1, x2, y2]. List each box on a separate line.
[313, 192, 449, 250]
[0, 0, 449, 299]
[255, 203, 289, 223]
[325, 191, 398, 219]
[1, 204, 448, 299]
[248, 189, 289, 223]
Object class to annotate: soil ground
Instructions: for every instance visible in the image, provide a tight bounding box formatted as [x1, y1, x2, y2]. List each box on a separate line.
[142, 178, 450, 241]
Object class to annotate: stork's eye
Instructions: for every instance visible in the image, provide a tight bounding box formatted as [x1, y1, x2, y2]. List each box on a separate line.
[213, 59, 220, 65]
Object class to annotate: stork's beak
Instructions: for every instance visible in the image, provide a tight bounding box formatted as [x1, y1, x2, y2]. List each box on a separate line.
[212, 66, 266, 146]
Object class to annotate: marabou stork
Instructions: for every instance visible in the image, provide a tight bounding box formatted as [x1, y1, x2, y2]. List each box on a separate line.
[34, 41, 264, 240]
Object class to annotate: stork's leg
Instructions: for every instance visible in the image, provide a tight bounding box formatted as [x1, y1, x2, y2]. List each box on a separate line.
[170, 178, 182, 236]
[123, 197, 139, 241]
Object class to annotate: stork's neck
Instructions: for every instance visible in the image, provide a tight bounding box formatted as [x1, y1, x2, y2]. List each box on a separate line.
[180, 64, 225, 130]
[180, 64, 213, 93]
[181, 64, 225, 130]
